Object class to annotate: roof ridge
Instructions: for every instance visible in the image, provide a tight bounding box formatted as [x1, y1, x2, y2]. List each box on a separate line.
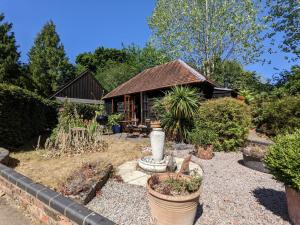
[177, 60, 206, 81]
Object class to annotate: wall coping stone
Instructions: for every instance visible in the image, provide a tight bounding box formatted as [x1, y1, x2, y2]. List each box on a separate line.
[0, 148, 115, 225]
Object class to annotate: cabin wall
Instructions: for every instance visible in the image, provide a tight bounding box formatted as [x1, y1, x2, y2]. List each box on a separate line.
[56, 72, 104, 100]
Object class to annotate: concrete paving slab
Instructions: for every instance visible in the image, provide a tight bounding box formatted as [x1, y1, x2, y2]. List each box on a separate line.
[0, 196, 31, 225]
[117, 157, 203, 187]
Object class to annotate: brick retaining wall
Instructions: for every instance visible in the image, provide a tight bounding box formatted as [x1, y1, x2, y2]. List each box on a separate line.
[0, 148, 115, 225]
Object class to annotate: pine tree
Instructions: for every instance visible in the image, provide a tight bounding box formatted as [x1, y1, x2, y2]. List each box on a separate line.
[29, 21, 74, 97]
[0, 13, 20, 83]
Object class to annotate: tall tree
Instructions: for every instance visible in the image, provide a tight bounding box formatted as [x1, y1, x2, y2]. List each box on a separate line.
[0, 13, 20, 83]
[29, 21, 74, 97]
[149, 0, 264, 76]
[212, 58, 271, 92]
[266, 0, 300, 60]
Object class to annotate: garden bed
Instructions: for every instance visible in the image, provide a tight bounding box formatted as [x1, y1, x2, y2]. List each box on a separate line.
[8, 135, 149, 190]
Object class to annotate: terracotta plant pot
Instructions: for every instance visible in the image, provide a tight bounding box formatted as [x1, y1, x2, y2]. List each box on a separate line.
[286, 186, 300, 225]
[151, 120, 161, 129]
[147, 173, 201, 225]
[197, 145, 214, 160]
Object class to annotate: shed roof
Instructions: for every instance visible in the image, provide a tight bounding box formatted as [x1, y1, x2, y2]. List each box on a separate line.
[103, 59, 215, 99]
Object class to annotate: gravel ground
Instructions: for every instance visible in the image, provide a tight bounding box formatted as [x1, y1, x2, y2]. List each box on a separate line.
[88, 152, 291, 225]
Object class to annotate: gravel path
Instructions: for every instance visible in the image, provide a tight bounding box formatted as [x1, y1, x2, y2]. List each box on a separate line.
[88, 152, 291, 225]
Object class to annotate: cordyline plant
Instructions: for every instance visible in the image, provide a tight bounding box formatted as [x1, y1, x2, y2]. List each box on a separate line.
[264, 130, 300, 192]
[153, 86, 200, 142]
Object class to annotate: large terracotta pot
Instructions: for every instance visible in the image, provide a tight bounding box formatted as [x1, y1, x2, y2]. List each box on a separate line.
[147, 173, 201, 225]
[150, 128, 165, 162]
[286, 186, 300, 225]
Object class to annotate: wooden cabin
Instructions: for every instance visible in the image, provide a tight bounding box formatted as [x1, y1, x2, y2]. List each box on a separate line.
[102, 59, 236, 124]
[50, 70, 106, 104]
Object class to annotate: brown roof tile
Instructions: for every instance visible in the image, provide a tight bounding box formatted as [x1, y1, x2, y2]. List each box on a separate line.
[103, 59, 214, 99]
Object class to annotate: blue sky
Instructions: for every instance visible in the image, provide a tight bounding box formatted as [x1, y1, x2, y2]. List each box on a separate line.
[0, 0, 295, 80]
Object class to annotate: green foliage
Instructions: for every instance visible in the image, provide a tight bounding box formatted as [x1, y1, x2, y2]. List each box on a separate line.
[194, 98, 251, 151]
[149, 0, 264, 76]
[211, 58, 272, 93]
[75, 47, 128, 73]
[251, 95, 300, 136]
[61, 101, 102, 120]
[108, 113, 123, 126]
[189, 127, 218, 148]
[266, 0, 300, 60]
[151, 170, 202, 196]
[154, 86, 200, 142]
[273, 65, 300, 96]
[49, 101, 104, 141]
[0, 84, 58, 148]
[264, 130, 300, 192]
[29, 21, 75, 97]
[0, 13, 21, 84]
[76, 44, 169, 92]
[239, 89, 255, 105]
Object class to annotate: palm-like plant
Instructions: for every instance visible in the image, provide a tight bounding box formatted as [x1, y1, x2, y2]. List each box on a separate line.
[154, 86, 200, 142]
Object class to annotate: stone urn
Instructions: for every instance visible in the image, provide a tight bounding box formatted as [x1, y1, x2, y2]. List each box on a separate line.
[286, 186, 300, 225]
[150, 127, 165, 162]
[147, 173, 201, 225]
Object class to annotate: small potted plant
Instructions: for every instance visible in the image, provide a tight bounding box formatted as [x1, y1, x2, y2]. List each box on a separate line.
[108, 113, 123, 134]
[264, 130, 300, 225]
[147, 170, 202, 225]
[189, 128, 217, 160]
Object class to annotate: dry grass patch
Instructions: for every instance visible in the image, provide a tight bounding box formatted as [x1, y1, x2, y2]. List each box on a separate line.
[10, 135, 150, 190]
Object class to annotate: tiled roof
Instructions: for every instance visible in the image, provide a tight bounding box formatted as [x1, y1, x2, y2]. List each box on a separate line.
[103, 59, 214, 99]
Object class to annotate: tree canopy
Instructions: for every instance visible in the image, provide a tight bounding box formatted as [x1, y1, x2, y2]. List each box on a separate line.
[28, 21, 75, 97]
[149, 0, 265, 76]
[266, 0, 300, 61]
[0, 13, 20, 84]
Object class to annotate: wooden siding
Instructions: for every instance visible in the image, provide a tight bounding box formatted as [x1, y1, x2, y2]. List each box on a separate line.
[54, 71, 105, 100]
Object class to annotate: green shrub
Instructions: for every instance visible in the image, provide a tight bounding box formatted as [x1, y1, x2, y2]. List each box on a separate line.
[153, 86, 200, 142]
[194, 97, 251, 151]
[61, 101, 104, 120]
[251, 95, 300, 136]
[0, 84, 58, 148]
[108, 113, 123, 126]
[189, 127, 218, 148]
[264, 130, 300, 192]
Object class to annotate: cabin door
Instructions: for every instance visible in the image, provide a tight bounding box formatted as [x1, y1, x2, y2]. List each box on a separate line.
[124, 95, 135, 122]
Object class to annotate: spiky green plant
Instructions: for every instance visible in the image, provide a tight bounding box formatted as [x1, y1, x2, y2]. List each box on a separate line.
[154, 86, 200, 142]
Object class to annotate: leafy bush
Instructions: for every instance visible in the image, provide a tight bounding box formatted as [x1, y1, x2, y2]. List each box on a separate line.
[153, 86, 200, 142]
[251, 95, 300, 136]
[189, 128, 218, 148]
[194, 97, 251, 151]
[264, 130, 300, 192]
[108, 113, 123, 126]
[62, 101, 104, 120]
[0, 84, 58, 148]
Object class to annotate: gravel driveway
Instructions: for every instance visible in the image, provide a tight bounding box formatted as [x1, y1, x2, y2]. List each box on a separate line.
[88, 152, 291, 225]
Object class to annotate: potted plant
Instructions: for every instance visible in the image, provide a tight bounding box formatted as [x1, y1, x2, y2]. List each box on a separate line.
[264, 130, 300, 225]
[108, 114, 123, 134]
[147, 170, 202, 225]
[189, 128, 217, 160]
[242, 144, 270, 173]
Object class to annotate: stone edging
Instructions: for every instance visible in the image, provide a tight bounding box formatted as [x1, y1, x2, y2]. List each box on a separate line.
[0, 147, 9, 164]
[0, 148, 115, 225]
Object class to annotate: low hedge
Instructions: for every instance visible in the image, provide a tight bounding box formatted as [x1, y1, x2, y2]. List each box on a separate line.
[0, 84, 58, 148]
[251, 95, 300, 136]
[61, 101, 102, 120]
[193, 97, 251, 151]
[264, 130, 300, 192]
